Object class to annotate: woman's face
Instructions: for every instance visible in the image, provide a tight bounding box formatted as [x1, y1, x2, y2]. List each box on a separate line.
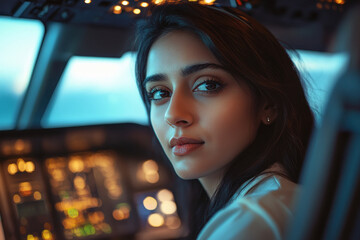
[145, 31, 262, 182]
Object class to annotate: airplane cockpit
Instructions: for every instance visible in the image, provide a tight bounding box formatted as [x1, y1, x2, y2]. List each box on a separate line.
[0, 0, 359, 240]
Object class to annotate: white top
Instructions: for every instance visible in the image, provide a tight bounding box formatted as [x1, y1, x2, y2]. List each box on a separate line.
[197, 164, 299, 240]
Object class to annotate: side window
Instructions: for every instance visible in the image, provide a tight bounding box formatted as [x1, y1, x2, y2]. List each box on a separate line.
[0, 16, 44, 130]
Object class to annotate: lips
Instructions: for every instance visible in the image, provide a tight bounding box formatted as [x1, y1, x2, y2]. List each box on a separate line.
[169, 137, 204, 156]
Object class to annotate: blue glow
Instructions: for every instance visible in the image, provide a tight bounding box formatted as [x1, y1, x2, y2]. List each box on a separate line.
[0, 16, 44, 130]
[42, 52, 148, 128]
[289, 50, 349, 123]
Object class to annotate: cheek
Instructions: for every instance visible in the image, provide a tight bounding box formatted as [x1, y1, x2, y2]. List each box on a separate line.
[203, 98, 259, 152]
[150, 108, 167, 148]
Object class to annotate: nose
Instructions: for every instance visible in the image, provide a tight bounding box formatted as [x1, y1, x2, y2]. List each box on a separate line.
[164, 90, 193, 128]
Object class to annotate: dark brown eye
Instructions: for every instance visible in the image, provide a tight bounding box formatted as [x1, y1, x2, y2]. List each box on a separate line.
[148, 88, 171, 101]
[194, 80, 223, 93]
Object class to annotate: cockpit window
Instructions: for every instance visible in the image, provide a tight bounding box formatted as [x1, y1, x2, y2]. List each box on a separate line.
[41, 52, 148, 128]
[290, 49, 349, 124]
[0, 16, 44, 130]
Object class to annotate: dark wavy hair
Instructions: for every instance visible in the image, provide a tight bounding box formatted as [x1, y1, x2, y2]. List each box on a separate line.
[135, 3, 314, 238]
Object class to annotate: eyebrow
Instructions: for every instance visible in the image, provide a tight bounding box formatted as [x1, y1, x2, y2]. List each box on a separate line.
[143, 63, 226, 87]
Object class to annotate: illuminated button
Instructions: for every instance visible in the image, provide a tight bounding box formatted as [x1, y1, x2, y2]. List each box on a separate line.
[68, 208, 79, 218]
[19, 182, 32, 196]
[17, 158, 26, 172]
[8, 163, 18, 175]
[140, 2, 149, 7]
[113, 5, 122, 14]
[152, 0, 166, 5]
[42, 229, 52, 240]
[25, 161, 35, 173]
[157, 189, 174, 202]
[68, 157, 84, 173]
[13, 194, 21, 203]
[143, 196, 157, 210]
[133, 8, 141, 14]
[148, 213, 164, 227]
[33, 191, 42, 200]
[160, 200, 177, 215]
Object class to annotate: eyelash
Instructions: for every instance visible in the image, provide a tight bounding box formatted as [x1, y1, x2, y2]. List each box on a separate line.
[146, 78, 225, 102]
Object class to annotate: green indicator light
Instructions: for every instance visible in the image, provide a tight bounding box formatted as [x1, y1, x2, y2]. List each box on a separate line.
[68, 208, 79, 218]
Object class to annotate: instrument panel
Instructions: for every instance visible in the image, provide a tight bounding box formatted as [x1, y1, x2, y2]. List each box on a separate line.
[0, 124, 187, 240]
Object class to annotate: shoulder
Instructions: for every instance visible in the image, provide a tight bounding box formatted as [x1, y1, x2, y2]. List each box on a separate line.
[197, 175, 299, 240]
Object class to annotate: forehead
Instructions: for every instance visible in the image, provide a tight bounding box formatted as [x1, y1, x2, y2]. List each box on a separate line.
[146, 30, 220, 76]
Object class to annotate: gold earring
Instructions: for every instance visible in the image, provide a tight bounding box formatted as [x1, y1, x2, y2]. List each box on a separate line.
[266, 116, 271, 124]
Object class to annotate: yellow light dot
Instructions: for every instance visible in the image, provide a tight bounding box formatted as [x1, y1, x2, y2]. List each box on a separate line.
[121, 0, 129, 5]
[113, 5, 122, 15]
[147, 213, 164, 227]
[13, 194, 21, 203]
[160, 200, 177, 215]
[152, 0, 166, 5]
[140, 2, 149, 7]
[157, 189, 174, 202]
[27, 234, 35, 240]
[200, 0, 216, 5]
[33, 191, 42, 200]
[165, 216, 181, 229]
[42, 229, 52, 240]
[17, 158, 26, 172]
[68, 157, 84, 173]
[26, 161, 35, 173]
[133, 8, 141, 14]
[8, 163, 18, 175]
[335, 0, 345, 4]
[84, 0, 91, 4]
[143, 196, 157, 210]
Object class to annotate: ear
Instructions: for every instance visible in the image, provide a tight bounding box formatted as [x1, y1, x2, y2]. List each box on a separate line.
[261, 104, 278, 125]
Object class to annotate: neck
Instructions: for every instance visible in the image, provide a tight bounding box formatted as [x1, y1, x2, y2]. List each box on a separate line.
[199, 169, 224, 198]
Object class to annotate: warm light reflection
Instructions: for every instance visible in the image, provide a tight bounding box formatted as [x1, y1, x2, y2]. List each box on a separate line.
[157, 189, 173, 202]
[84, 0, 92, 4]
[14, 139, 25, 152]
[133, 8, 141, 14]
[121, 0, 129, 5]
[200, 0, 216, 5]
[8, 163, 18, 175]
[160, 201, 177, 214]
[143, 196, 157, 210]
[34, 191, 42, 200]
[335, 0, 345, 4]
[148, 213, 164, 227]
[165, 216, 181, 229]
[140, 2, 149, 7]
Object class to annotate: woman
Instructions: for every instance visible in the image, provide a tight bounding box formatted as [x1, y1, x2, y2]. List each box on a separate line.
[135, 3, 314, 239]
